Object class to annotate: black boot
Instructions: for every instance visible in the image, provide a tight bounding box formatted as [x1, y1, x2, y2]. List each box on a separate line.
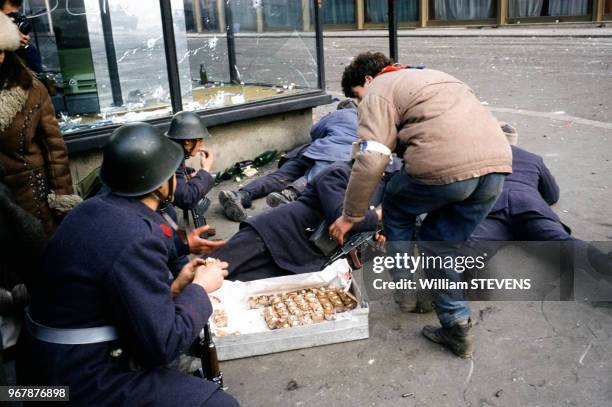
[238, 190, 252, 208]
[422, 319, 474, 358]
[218, 190, 248, 222]
[265, 188, 299, 208]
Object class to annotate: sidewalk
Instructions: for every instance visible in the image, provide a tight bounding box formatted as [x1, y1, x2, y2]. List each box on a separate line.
[201, 32, 612, 406]
[325, 25, 612, 38]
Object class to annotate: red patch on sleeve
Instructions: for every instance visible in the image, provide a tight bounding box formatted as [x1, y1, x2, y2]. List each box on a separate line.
[160, 224, 173, 238]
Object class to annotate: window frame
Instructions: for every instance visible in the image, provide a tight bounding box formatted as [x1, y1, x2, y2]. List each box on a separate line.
[41, 0, 329, 152]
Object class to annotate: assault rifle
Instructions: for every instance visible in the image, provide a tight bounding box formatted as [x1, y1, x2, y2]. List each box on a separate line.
[187, 197, 223, 388]
[192, 323, 223, 388]
[190, 197, 212, 237]
[322, 230, 381, 269]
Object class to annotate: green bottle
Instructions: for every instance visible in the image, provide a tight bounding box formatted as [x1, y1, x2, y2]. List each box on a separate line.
[253, 150, 277, 167]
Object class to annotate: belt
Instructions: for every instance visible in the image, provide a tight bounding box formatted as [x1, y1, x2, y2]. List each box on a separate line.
[25, 309, 119, 345]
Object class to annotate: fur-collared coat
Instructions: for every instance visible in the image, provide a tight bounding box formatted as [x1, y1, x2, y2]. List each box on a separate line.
[0, 79, 73, 235]
[0, 174, 45, 350]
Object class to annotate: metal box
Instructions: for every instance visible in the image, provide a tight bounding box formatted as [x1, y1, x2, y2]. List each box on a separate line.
[211, 260, 369, 361]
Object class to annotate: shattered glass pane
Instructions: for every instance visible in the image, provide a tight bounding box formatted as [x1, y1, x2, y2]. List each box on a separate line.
[175, 0, 320, 112]
[23, 0, 322, 133]
[25, 0, 175, 133]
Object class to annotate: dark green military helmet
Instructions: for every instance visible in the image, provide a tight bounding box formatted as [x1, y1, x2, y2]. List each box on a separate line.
[165, 111, 210, 140]
[100, 122, 184, 197]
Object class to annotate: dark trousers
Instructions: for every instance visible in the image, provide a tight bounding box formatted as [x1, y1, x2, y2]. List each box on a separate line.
[204, 389, 240, 406]
[213, 225, 291, 281]
[470, 210, 612, 299]
[382, 169, 506, 327]
[240, 156, 312, 199]
[471, 210, 571, 242]
[470, 210, 576, 258]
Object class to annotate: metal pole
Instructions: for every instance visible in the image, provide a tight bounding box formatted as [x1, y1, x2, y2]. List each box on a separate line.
[24, 0, 42, 51]
[159, 0, 183, 113]
[388, 0, 398, 62]
[223, 0, 239, 84]
[194, 0, 203, 33]
[313, 0, 325, 90]
[99, 0, 123, 106]
[44, 0, 54, 33]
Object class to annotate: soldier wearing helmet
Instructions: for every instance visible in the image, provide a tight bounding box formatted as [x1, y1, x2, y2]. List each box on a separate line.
[17, 122, 239, 406]
[165, 111, 215, 211]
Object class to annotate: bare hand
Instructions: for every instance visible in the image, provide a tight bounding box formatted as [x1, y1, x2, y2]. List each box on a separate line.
[171, 258, 206, 297]
[329, 216, 354, 246]
[19, 33, 29, 48]
[188, 225, 225, 255]
[199, 149, 214, 172]
[373, 232, 386, 250]
[193, 261, 229, 294]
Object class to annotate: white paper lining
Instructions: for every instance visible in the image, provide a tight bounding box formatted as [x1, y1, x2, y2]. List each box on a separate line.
[210, 259, 355, 335]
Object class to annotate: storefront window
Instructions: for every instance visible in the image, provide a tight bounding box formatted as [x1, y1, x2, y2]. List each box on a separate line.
[365, 0, 419, 24]
[547, 0, 591, 16]
[509, 0, 545, 17]
[263, 0, 308, 31]
[509, 0, 592, 18]
[183, 0, 220, 32]
[323, 0, 355, 25]
[229, 0, 257, 32]
[174, 0, 319, 112]
[21, 0, 322, 136]
[430, 0, 496, 20]
[25, 0, 176, 134]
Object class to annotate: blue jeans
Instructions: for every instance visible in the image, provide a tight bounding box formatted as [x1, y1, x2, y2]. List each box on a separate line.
[382, 169, 506, 327]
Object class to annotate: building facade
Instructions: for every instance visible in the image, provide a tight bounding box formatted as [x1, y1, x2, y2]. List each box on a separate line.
[183, 0, 612, 33]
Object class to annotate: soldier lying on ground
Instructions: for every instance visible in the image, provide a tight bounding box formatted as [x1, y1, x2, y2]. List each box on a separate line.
[393, 124, 612, 313]
[212, 160, 399, 281]
[468, 124, 611, 279]
[218, 99, 359, 222]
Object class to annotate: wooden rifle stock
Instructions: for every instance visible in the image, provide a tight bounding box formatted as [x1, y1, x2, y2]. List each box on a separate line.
[200, 323, 224, 388]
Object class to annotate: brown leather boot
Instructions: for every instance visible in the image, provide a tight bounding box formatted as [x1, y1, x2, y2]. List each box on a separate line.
[422, 319, 474, 358]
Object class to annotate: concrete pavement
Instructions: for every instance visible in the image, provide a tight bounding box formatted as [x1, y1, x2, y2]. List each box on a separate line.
[201, 30, 612, 407]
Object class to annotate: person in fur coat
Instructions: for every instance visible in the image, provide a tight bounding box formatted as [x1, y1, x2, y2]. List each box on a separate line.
[0, 12, 77, 236]
[0, 160, 45, 385]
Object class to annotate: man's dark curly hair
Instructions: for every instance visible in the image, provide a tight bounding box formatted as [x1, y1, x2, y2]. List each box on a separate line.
[341, 52, 393, 97]
[0, 0, 24, 9]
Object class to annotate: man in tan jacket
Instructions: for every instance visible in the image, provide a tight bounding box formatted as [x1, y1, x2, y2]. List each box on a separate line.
[329, 52, 512, 358]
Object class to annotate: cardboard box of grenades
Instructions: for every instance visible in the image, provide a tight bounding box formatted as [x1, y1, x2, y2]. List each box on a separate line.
[208, 259, 369, 360]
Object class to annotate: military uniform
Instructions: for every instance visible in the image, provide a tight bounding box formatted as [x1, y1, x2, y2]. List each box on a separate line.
[174, 162, 215, 211]
[167, 162, 215, 273]
[16, 191, 237, 406]
[166, 110, 215, 212]
[238, 107, 360, 200]
[214, 162, 388, 281]
[471, 145, 568, 242]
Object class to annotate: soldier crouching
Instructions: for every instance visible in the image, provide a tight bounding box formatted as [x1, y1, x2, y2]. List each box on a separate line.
[15, 122, 239, 406]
